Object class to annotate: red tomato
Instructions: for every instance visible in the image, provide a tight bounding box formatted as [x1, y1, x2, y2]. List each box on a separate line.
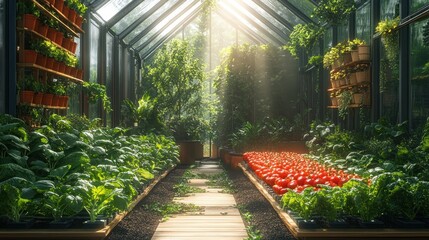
[297, 175, 306, 186]
[287, 180, 298, 189]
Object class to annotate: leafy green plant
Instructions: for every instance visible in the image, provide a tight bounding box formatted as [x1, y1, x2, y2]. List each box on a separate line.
[82, 82, 112, 113]
[312, 0, 356, 26]
[0, 184, 31, 222]
[41, 184, 83, 221]
[285, 23, 324, 59]
[338, 89, 353, 119]
[236, 205, 263, 240]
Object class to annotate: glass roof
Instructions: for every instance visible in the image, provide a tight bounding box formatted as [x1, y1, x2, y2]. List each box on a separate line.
[88, 0, 320, 58]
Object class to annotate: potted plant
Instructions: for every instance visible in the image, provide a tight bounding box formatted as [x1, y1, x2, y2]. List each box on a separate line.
[0, 184, 33, 228]
[82, 82, 112, 112]
[323, 46, 340, 69]
[312, 0, 356, 26]
[32, 79, 45, 105]
[330, 91, 339, 106]
[338, 89, 353, 119]
[18, 75, 35, 104]
[285, 23, 325, 60]
[17, 1, 40, 31]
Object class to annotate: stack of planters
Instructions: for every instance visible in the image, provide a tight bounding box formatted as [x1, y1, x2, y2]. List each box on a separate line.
[0, 114, 179, 229]
[242, 118, 429, 229]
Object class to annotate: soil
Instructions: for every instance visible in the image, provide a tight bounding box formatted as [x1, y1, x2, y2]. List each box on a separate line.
[106, 163, 296, 240]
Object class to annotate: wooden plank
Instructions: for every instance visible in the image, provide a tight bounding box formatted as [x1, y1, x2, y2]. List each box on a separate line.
[152, 231, 247, 237]
[152, 237, 246, 240]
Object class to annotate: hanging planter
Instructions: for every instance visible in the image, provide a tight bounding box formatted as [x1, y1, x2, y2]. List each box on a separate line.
[331, 97, 338, 106]
[52, 60, 60, 72]
[76, 68, 83, 79]
[352, 93, 363, 105]
[58, 62, 66, 73]
[62, 37, 72, 51]
[22, 50, 37, 64]
[70, 41, 77, 53]
[19, 90, 34, 104]
[64, 65, 72, 75]
[58, 95, 68, 107]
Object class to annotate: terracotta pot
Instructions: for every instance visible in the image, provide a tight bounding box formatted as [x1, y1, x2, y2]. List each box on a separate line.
[62, 5, 69, 17]
[65, 65, 72, 75]
[349, 72, 357, 85]
[68, 9, 77, 24]
[229, 152, 243, 169]
[37, 23, 49, 37]
[71, 67, 78, 78]
[58, 95, 68, 107]
[23, 14, 37, 31]
[22, 50, 37, 64]
[52, 95, 60, 107]
[47, 27, 57, 42]
[36, 54, 47, 67]
[75, 15, 83, 28]
[55, 32, 64, 46]
[47, 0, 56, 5]
[20, 90, 34, 104]
[46, 57, 55, 69]
[351, 50, 359, 62]
[70, 41, 77, 53]
[76, 69, 83, 79]
[54, 0, 64, 12]
[358, 45, 370, 60]
[62, 37, 71, 51]
[64, 96, 69, 107]
[42, 93, 54, 106]
[33, 92, 44, 105]
[58, 62, 66, 73]
[52, 61, 60, 72]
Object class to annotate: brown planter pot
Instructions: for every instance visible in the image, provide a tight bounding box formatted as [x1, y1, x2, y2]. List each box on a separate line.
[22, 50, 37, 64]
[351, 50, 359, 62]
[32, 92, 44, 105]
[20, 90, 34, 104]
[211, 144, 219, 158]
[62, 37, 71, 51]
[75, 15, 83, 28]
[331, 97, 338, 107]
[178, 141, 203, 164]
[55, 32, 64, 46]
[70, 41, 77, 53]
[54, 0, 64, 12]
[36, 54, 47, 67]
[352, 93, 363, 105]
[229, 152, 243, 169]
[65, 65, 72, 75]
[68, 9, 77, 23]
[339, 79, 346, 87]
[42, 93, 54, 106]
[52, 61, 60, 72]
[343, 52, 352, 64]
[37, 23, 49, 37]
[349, 72, 357, 85]
[71, 67, 78, 78]
[23, 14, 37, 31]
[62, 5, 69, 17]
[76, 69, 83, 79]
[47, 27, 57, 42]
[58, 95, 69, 107]
[52, 95, 60, 107]
[46, 57, 55, 69]
[58, 62, 66, 73]
[356, 70, 370, 83]
[47, 0, 55, 5]
[358, 45, 370, 60]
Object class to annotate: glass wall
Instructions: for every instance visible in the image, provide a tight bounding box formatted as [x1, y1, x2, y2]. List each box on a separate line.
[89, 21, 100, 119]
[0, 0, 5, 114]
[106, 33, 114, 127]
[410, 19, 429, 128]
[356, 2, 371, 44]
[337, 20, 349, 42]
[69, 36, 82, 115]
[379, 0, 400, 124]
[411, 0, 429, 14]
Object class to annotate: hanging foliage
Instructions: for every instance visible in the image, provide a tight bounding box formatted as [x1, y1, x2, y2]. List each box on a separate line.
[312, 0, 356, 26]
[285, 23, 325, 59]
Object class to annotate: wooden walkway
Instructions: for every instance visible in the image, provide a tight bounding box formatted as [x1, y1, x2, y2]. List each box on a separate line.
[151, 160, 248, 240]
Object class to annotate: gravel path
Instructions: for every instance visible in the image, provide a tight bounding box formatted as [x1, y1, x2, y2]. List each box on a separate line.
[106, 163, 296, 240]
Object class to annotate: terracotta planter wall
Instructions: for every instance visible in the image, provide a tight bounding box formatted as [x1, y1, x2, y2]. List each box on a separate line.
[20, 91, 34, 104]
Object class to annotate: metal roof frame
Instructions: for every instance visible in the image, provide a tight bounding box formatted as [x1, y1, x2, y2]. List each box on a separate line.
[128, 0, 191, 47]
[87, 0, 109, 11]
[118, 0, 169, 40]
[135, 0, 200, 52]
[105, 0, 147, 28]
[277, 0, 316, 24]
[218, 2, 285, 46]
[252, 0, 294, 31]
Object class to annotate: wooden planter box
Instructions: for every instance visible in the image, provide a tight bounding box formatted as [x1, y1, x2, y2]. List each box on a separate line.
[0, 167, 175, 240]
[178, 141, 203, 165]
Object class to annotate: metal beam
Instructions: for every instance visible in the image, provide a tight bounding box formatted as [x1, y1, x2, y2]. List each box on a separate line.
[129, 0, 190, 47]
[118, 0, 169, 40]
[135, 0, 200, 52]
[278, 0, 316, 24]
[214, 9, 267, 45]
[218, 2, 284, 46]
[105, 0, 146, 28]
[252, 0, 294, 31]
[87, 0, 109, 11]
[6, 0, 16, 115]
[141, 7, 203, 60]
[238, 0, 289, 40]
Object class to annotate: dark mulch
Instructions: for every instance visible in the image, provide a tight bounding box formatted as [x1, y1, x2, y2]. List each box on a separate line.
[228, 168, 297, 240]
[107, 163, 295, 240]
[106, 166, 187, 240]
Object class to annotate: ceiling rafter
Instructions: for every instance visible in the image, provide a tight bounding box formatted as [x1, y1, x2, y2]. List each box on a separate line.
[141, 6, 204, 60]
[128, 0, 191, 47]
[105, 0, 146, 28]
[218, 2, 285, 46]
[134, 0, 200, 51]
[277, 0, 316, 24]
[87, 0, 109, 11]
[118, 0, 169, 40]
[251, 0, 294, 31]
[237, 0, 289, 40]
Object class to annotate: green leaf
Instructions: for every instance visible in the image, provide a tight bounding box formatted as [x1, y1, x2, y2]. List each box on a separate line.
[34, 180, 55, 190]
[49, 165, 71, 179]
[0, 163, 35, 182]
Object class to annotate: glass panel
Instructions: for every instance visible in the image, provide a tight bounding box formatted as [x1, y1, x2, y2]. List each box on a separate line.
[337, 20, 349, 42]
[0, 0, 5, 114]
[111, 0, 159, 35]
[105, 33, 114, 127]
[410, 0, 429, 14]
[410, 19, 429, 129]
[287, 0, 316, 18]
[69, 36, 82, 115]
[89, 22, 100, 119]
[122, 0, 179, 44]
[380, 0, 399, 20]
[324, 27, 333, 51]
[135, 1, 202, 51]
[96, 0, 133, 22]
[266, 0, 305, 26]
[356, 2, 371, 44]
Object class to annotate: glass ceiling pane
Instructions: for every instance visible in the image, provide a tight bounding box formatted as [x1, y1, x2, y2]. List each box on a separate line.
[139, 2, 201, 56]
[122, 0, 180, 44]
[287, 0, 316, 18]
[218, 0, 284, 44]
[96, 0, 133, 22]
[266, 0, 305, 26]
[244, 0, 290, 36]
[111, 0, 159, 34]
[132, 0, 197, 49]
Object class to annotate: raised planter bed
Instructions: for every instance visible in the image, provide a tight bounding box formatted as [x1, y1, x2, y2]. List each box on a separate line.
[0, 166, 175, 240]
[239, 162, 429, 240]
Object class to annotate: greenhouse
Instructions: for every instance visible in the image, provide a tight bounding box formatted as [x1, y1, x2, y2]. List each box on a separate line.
[1, 0, 429, 239]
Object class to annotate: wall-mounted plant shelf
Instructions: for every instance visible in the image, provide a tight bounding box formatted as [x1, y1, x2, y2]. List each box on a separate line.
[17, 63, 84, 84]
[17, 27, 76, 55]
[330, 60, 371, 74]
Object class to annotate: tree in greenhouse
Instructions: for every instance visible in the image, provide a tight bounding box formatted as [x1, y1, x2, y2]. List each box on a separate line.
[143, 39, 206, 141]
